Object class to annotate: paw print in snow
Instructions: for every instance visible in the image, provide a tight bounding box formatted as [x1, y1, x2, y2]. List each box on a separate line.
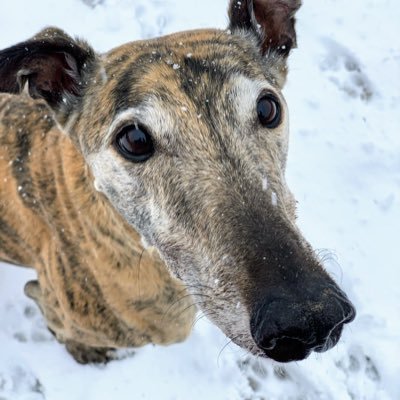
[0, 365, 44, 400]
[320, 38, 375, 102]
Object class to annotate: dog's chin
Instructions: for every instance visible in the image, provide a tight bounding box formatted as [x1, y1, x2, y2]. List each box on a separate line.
[229, 335, 266, 358]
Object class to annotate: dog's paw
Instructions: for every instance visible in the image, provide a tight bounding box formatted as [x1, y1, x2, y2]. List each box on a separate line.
[65, 340, 116, 365]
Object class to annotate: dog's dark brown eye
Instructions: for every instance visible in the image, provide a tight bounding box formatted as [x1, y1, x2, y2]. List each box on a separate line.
[115, 124, 154, 162]
[257, 95, 281, 128]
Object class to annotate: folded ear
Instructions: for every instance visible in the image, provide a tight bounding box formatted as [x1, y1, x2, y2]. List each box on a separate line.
[228, 0, 301, 57]
[0, 27, 96, 112]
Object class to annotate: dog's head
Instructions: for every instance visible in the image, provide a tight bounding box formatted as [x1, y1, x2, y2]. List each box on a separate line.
[0, 0, 355, 362]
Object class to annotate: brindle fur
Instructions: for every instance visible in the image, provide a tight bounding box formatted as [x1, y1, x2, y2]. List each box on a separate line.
[0, 0, 355, 364]
[0, 93, 195, 363]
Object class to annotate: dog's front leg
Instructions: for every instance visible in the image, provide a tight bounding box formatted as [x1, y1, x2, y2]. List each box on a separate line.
[24, 279, 115, 364]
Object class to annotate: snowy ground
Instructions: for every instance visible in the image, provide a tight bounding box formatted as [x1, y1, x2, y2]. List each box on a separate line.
[0, 0, 399, 399]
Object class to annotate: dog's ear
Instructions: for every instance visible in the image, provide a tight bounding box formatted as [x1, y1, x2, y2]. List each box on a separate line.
[228, 0, 301, 57]
[0, 27, 96, 112]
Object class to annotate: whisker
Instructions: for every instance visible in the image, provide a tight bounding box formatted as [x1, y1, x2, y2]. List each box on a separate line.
[162, 292, 211, 321]
[136, 248, 145, 300]
[166, 283, 213, 304]
[315, 248, 343, 283]
[183, 283, 214, 291]
[217, 334, 241, 367]
[170, 300, 211, 321]
[191, 310, 218, 330]
[161, 293, 210, 321]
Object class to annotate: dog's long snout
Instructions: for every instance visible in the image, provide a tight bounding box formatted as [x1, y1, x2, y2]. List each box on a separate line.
[250, 288, 356, 363]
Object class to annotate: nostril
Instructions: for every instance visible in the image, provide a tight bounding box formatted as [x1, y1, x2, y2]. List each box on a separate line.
[260, 335, 312, 362]
[343, 301, 356, 324]
[252, 322, 316, 362]
[258, 335, 276, 351]
[250, 299, 317, 362]
[250, 294, 356, 362]
[330, 288, 356, 324]
[314, 300, 356, 353]
[314, 323, 343, 353]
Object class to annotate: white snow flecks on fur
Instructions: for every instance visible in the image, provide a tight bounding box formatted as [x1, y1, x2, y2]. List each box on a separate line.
[0, 0, 399, 399]
[262, 176, 268, 191]
[271, 192, 278, 206]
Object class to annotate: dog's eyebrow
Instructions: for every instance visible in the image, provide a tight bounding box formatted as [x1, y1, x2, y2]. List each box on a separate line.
[111, 58, 150, 115]
[105, 107, 142, 145]
[106, 97, 176, 147]
[229, 75, 271, 124]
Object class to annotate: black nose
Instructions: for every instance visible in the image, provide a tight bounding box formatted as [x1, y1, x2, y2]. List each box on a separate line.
[250, 291, 356, 363]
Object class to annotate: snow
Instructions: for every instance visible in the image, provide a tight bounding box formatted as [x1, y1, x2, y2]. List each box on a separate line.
[271, 192, 277, 207]
[1, 0, 399, 399]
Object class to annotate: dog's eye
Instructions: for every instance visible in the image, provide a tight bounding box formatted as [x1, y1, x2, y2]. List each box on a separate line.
[257, 95, 281, 128]
[114, 124, 154, 162]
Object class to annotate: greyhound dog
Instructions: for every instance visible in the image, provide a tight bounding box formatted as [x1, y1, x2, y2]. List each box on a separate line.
[0, 0, 355, 364]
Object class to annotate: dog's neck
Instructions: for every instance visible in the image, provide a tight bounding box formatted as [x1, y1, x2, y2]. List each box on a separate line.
[0, 93, 194, 348]
[39, 120, 149, 264]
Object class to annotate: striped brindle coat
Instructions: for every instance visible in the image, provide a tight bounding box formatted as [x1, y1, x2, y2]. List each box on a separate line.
[0, 0, 355, 364]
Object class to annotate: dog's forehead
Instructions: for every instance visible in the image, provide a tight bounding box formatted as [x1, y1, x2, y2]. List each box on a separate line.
[105, 28, 262, 70]
[101, 29, 275, 111]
